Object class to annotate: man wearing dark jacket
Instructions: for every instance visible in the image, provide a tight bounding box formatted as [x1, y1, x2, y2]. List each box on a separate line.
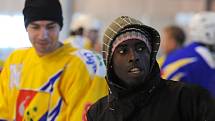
[87, 16, 215, 121]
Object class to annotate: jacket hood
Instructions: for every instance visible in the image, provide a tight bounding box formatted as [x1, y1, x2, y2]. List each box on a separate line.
[102, 16, 160, 97]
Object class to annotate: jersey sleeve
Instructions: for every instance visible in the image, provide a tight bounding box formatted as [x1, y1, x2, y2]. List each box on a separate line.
[0, 52, 15, 120]
[0, 67, 9, 120]
[0, 49, 27, 120]
[59, 49, 108, 121]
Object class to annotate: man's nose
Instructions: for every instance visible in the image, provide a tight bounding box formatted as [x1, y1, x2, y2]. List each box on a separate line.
[128, 49, 139, 63]
[38, 28, 48, 40]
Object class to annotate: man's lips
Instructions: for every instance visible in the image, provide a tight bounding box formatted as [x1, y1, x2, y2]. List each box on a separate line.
[128, 67, 142, 74]
[37, 42, 48, 46]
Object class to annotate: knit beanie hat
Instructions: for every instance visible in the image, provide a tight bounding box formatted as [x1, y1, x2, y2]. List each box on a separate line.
[23, 0, 63, 29]
[111, 28, 152, 55]
[102, 16, 160, 71]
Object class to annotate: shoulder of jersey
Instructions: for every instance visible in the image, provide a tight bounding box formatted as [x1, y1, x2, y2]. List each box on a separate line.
[9, 47, 31, 57]
[71, 49, 106, 77]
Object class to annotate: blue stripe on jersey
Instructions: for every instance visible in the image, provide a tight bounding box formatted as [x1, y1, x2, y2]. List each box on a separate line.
[49, 98, 63, 121]
[40, 70, 63, 93]
[39, 112, 48, 121]
[0, 119, 7, 121]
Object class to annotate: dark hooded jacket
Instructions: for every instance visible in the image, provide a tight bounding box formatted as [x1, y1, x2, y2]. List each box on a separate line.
[87, 16, 215, 121]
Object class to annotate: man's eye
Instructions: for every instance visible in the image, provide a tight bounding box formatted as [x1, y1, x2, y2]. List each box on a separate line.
[119, 50, 124, 54]
[118, 47, 127, 54]
[116, 45, 127, 54]
[47, 25, 56, 30]
[137, 46, 144, 52]
[30, 26, 39, 30]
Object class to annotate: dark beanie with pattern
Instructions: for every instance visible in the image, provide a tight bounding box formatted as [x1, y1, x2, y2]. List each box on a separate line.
[23, 0, 63, 29]
[102, 16, 160, 72]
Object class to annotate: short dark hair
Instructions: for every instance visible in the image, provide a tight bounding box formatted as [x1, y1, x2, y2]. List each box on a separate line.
[164, 25, 186, 46]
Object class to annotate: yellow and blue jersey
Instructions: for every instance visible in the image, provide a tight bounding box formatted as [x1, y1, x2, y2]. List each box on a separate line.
[161, 42, 215, 97]
[0, 43, 108, 121]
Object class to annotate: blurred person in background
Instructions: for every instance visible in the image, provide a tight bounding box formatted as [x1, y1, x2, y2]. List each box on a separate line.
[0, 0, 107, 120]
[87, 16, 215, 121]
[158, 25, 186, 67]
[161, 12, 215, 97]
[64, 14, 103, 53]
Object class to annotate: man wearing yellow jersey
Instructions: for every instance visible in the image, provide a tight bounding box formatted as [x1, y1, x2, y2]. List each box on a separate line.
[0, 0, 107, 121]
